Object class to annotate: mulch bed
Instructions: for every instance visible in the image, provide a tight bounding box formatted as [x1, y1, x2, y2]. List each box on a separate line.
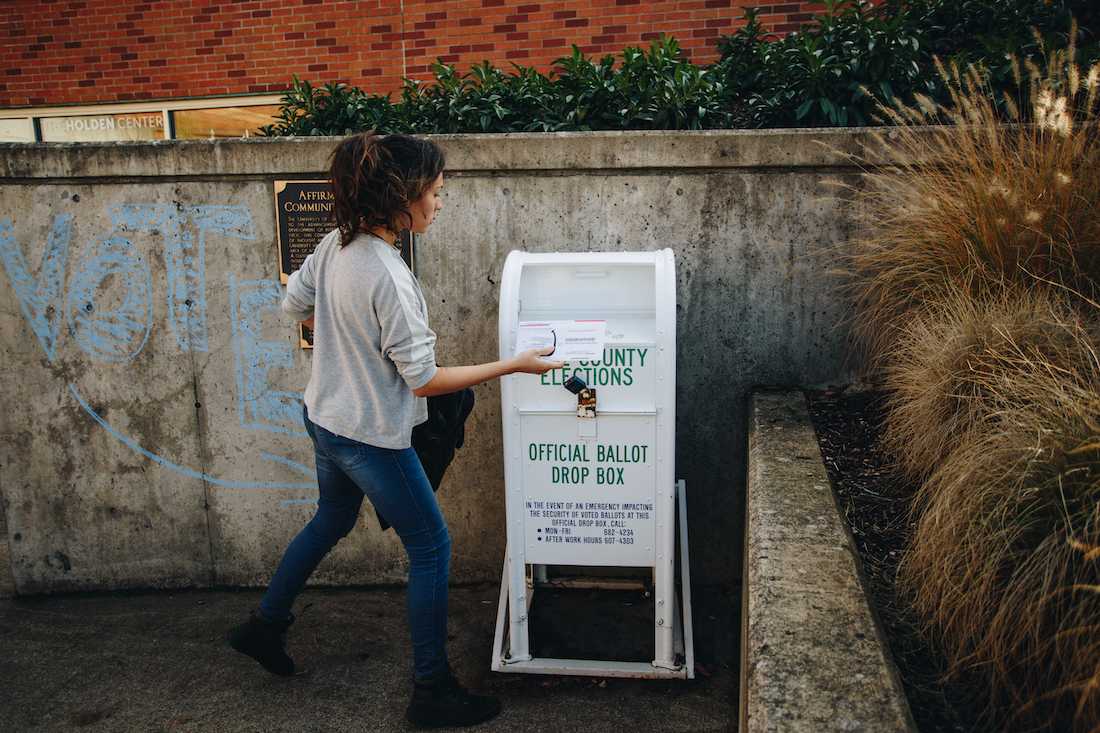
[806, 389, 991, 733]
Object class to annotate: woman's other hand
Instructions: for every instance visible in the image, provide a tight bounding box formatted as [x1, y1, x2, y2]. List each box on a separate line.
[511, 346, 564, 374]
[302, 316, 315, 330]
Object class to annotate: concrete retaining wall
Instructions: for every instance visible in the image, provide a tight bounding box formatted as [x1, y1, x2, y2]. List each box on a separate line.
[0, 129, 866, 594]
[742, 391, 914, 732]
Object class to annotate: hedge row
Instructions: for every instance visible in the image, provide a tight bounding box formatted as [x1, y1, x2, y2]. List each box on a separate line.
[260, 0, 1098, 135]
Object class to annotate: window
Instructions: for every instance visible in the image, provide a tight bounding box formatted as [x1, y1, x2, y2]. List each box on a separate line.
[39, 111, 166, 142]
[0, 118, 33, 143]
[172, 104, 281, 140]
[0, 95, 283, 143]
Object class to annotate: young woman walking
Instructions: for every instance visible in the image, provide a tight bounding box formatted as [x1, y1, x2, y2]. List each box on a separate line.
[228, 132, 561, 728]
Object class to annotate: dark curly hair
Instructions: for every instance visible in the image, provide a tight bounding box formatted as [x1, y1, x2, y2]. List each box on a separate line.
[328, 132, 446, 248]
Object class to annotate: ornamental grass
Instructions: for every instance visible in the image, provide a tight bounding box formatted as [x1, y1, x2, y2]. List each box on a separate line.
[837, 26, 1100, 732]
[840, 30, 1100, 367]
[896, 320, 1100, 731]
[881, 287, 1097, 482]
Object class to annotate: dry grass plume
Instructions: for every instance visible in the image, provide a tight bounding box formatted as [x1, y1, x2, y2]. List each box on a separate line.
[882, 286, 1098, 482]
[896, 317, 1100, 731]
[839, 31, 1100, 368]
[832, 23, 1100, 731]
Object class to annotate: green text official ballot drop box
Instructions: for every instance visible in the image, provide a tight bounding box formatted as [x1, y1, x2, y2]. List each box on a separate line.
[492, 249, 695, 679]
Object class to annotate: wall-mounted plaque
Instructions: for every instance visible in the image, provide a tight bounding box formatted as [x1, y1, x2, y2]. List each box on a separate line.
[274, 179, 335, 285]
[274, 179, 415, 349]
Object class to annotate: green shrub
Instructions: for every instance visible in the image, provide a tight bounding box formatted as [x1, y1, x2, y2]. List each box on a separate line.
[715, 3, 928, 127]
[260, 78, 400, 136]
[715, 0, 1098, 127]
[260, 37, 731, 136]
[260, 0, 1098, 136]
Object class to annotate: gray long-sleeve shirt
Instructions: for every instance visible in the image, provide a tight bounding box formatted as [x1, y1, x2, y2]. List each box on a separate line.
[282, 229, 437, 449]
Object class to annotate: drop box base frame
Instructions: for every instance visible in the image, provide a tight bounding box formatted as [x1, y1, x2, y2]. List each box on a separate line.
[491, 479, 695, 680]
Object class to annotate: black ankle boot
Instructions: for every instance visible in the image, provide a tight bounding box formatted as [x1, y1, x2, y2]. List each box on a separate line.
[227, 610, 295, 677]
[405, 668, 502, 728]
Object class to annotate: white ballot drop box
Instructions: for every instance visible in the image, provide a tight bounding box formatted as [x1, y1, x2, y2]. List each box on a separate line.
[492, 249, 694, 679]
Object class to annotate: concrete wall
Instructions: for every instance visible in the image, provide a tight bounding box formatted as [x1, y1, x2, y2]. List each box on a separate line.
[742, 392, 914, 732]
[0, 487, 13, 597]
[0, 129, 867, 595]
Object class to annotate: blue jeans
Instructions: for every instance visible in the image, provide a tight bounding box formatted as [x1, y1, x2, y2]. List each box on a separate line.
[260, 405, 451, 680]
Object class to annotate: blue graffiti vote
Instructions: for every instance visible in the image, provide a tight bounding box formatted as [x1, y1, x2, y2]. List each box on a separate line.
[0, 204, 304, 437]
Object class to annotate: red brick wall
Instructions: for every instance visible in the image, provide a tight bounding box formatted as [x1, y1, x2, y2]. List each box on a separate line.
[1, 0, 825, 108]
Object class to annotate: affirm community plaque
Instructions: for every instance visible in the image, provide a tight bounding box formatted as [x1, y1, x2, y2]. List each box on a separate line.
[274, 179, 334, 349]
[274, 179, 334, 285]
[274, 179, 415, 349]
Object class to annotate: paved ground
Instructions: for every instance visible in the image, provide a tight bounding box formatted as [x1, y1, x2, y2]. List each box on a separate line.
[0, 583, 738, 732]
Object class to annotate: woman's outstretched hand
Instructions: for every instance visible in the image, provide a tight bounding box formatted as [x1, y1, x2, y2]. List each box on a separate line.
[414, 347, 565, 397]
[511, 346, 565, 374]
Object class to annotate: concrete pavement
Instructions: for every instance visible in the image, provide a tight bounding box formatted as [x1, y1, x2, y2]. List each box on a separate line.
[0, 584, 737, 732]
